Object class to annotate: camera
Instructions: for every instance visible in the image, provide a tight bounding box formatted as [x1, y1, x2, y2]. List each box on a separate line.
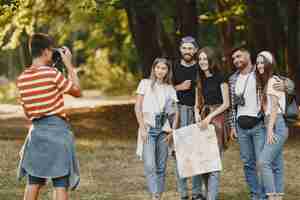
[155, 112, 168, 129]
[52, 48, 66, 74]
[234, 94, 245, 106]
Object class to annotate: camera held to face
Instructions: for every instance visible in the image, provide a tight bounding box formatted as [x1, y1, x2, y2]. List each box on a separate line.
[234, 94, 245, 106]
[52, 48, 66, 74]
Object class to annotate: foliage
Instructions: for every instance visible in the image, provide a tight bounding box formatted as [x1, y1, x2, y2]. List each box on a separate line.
[0, 0, 139, 95]
[0, 0, 299, 97]
[80, 48, 140, 95]
[0, 82, 17, 103]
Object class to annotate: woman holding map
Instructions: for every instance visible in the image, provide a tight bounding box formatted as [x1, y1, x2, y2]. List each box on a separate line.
[195, 46, 230, 200]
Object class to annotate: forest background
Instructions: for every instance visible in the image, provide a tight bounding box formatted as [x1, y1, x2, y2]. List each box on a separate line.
[0, 0, 299, 101]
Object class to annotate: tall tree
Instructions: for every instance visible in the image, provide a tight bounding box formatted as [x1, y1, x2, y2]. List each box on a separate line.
[287, 0, 300, 99]
[124, 1, 163, 77]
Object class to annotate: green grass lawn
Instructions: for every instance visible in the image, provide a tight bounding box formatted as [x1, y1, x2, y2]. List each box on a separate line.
[0, 105, 300, 200]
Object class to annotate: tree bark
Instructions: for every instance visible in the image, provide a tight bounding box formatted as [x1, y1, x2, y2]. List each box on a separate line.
[124, 0, 199, 75]
[246, 0, 286, 66]
[216, 0, 235, 72]
[124, 1, 163, 77]
[175, 0, 199, 52]
[287, 0, 299, 79]
[287, 0, 300, 101]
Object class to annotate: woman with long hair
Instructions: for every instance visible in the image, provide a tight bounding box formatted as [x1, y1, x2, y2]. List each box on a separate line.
[135, 58, 179, 200]
[195, 46, 230, 200]
[256, 51, 288, 200]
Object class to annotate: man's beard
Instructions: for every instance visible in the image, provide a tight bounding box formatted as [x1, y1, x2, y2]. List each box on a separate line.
[236, 61, 248, 70]
[182, 53, 194, 63]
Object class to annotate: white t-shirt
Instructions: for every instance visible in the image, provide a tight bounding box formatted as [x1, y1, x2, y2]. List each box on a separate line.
[235, 72, 261, 117]
[136, 79, 178, 114]
[265, 76, 286, 116]
[135, 79, 178, 159]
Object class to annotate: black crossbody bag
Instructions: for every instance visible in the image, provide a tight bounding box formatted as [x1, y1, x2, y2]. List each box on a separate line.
[236, 73, 263, 129]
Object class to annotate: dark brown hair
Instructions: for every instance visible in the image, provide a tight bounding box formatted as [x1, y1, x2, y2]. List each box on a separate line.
[29, 33, 54, 58]
[197, 46, 221, 76]
[196, 46, 222, 111]
[256, 53, 275, 105]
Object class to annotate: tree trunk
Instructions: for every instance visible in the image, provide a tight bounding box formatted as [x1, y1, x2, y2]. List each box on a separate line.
[216, 0, 235, 72]
[246, 0, 286, 66]
[175, 0, 199, 52]
[287, 0, 300, 101]
[263, 1, 286, 67]
[124, 0, 199, 75]
[246, 0, 268, 56]
[124, 1, 163, 77]
[287, 0, 299, 79]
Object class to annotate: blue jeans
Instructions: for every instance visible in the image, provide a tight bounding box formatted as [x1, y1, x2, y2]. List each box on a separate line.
[175, 162, 203, 198]
[258, 115, 288, 196]
[237, 121, 265, 200]
[143, 127, 168, 194]
[175, 104, 203, 199]
[202, 150, 223, 200]
[202, 171, 220, 200]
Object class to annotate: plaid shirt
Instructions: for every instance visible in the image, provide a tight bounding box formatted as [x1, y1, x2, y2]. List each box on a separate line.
[228, 71, 239, 130]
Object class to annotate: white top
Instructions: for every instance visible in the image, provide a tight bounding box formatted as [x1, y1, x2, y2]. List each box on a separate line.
[137, 79, 178, 114]
[265, 76, 286, 116]
[235, 72, 261, 117]
[136, 79, 178, 159]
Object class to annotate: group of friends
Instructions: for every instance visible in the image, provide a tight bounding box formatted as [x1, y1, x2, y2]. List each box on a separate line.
[14, 33, 294, 200]
[134, 36, 295, 200]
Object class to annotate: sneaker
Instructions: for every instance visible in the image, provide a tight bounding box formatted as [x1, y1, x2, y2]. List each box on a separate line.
[152, 193, 161, 200]
[192, 194, 206, 200]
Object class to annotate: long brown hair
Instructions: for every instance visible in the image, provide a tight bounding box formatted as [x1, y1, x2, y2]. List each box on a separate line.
[256, 53, 275, 105]
[149, 58, 173, 89]
[196, 46, 222, 111]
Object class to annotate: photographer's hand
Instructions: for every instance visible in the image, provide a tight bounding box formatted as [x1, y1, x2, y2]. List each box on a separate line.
[59, 47, 73, 67]
[59, 47, 81, 97]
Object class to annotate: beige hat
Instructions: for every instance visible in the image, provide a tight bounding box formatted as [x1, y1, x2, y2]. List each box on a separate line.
[257, 51, 274, 64]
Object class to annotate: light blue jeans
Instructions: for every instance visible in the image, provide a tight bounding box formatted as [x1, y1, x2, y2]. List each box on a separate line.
[143, 127, 168, 194]
[202, 171, 220, 200]
[202, 149, 223, 200]
[175, 104, 203, 199]
[258, 114, 288, 196]
[237, 121, 265, 200]
[175, 163, 203, 199]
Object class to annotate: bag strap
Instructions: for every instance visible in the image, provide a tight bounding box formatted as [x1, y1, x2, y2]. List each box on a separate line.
[152, 81, 167, 113]
[241, 72, 251, 97]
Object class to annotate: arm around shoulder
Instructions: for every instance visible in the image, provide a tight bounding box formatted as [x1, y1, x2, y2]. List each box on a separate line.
[285, 77, 295, 95]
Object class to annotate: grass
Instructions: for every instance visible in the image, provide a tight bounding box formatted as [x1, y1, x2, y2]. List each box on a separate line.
[0, 104, 300, 199]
